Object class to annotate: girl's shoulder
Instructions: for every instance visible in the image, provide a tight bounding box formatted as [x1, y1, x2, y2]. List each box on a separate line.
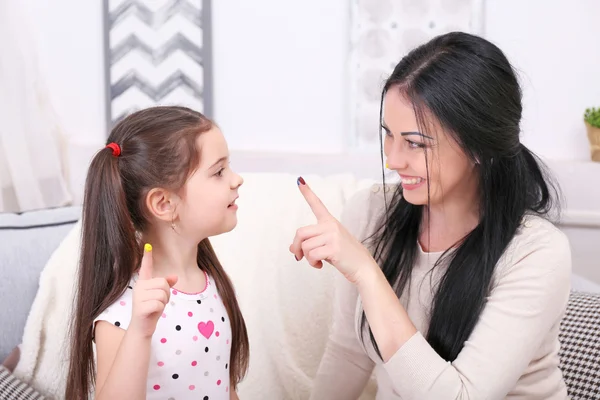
[93, 277, 136, 331]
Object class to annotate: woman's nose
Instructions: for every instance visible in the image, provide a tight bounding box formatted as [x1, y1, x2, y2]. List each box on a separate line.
[386, 149, 409, 171]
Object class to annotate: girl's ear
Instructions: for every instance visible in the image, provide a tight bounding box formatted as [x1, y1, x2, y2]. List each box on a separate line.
[145, 188, 179, 223]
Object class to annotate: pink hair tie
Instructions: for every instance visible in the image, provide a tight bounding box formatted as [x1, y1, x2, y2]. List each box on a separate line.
[106, 142, 121, 157]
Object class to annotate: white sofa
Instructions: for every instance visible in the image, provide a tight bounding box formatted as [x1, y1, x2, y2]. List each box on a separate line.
[10, 172, 379, 399]
[5, 170, 600, 399]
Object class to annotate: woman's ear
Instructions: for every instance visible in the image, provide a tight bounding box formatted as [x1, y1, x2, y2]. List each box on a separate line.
[145, 188, 179, 223]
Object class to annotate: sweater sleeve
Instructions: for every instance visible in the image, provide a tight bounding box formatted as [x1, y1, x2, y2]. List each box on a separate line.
[310, 188, 381, 400]
[381, 219, 572, 400]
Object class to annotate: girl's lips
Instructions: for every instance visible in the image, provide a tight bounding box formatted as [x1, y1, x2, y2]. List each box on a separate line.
[227, 197, 238, 209]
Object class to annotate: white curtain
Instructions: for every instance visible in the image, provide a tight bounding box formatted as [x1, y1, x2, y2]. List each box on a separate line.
[349, 0, 485, 150]
[0, 1, 71, 213]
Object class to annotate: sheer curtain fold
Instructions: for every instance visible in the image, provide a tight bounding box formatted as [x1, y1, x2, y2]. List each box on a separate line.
[349, 0, 483, 149]
[0, 1, 71, 213]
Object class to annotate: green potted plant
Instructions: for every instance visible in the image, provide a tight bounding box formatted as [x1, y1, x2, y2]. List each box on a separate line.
[584, 107, 600, 162]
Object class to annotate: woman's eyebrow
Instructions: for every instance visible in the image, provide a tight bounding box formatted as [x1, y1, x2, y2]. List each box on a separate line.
[381, 122, 434, 140]
[401, 131, 434, 140]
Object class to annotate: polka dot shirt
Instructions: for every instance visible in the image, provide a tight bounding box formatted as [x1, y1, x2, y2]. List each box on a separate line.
[94, 271, 232, 399]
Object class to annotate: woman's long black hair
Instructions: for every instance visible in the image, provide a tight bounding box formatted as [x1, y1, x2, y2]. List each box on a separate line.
[361, 32, 561, 361]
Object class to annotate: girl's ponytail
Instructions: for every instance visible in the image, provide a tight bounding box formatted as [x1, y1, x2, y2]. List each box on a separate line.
[65, 145, 139, 400]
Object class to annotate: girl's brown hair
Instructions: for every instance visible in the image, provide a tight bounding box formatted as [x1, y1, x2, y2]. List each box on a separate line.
[65, 106, 249, 399]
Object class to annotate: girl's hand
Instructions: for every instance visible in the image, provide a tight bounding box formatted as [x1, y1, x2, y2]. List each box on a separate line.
[129, 244, 178, 338]
[289, 178, 378, 284]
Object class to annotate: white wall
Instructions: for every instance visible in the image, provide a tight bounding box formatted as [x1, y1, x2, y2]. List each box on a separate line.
[211, 0, 349, 153]
[23, 0, 349, 155]
[24, 0, 107, 147]
[25, 0, 600, 161]
[484, 0, 600, 161]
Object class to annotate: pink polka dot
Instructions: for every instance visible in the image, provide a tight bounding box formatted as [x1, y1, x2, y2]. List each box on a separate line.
[172, 289, 178, 295]
[157, 361, 164, 367]
[214, 294, 218, 299]
[161, 313, 166, 318]
[189, 385, 195, 391]
[215, 331, 220, 337]
[160, 338, 167, 343]
[193, 335, 198, 341]
[188, 311, 193, 317]
[119, 301, 126, 306]
[153, 385, 160, 390]
[226, 386, 229, 393]
[217, 379, 222, 386]
[191, 360, 197, 366]
[226, 339, 230, 345]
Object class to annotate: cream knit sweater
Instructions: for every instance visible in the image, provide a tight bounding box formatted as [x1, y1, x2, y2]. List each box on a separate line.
[311, 186, 571, 400]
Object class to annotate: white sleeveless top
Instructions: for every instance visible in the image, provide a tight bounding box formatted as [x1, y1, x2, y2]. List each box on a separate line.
[94, 271, 232, 400]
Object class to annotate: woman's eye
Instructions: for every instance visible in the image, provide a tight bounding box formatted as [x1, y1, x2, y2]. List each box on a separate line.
[215, 168, 225, 177]
[407, 140, 425, 149]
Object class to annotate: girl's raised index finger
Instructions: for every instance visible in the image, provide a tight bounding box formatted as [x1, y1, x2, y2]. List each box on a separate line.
[138, 243, 154, 280]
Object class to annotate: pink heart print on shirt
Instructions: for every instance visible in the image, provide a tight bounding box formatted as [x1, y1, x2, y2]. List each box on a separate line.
[198, 320, 214, 339]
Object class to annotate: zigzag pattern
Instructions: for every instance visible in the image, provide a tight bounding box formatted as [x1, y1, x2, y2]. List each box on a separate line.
[111, 70, 202, 100]
[109, 0, 201, 29]
[107, 0, 206, 124]
[110, 33, 203, 65]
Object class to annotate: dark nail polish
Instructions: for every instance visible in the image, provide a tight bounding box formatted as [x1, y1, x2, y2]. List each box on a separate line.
[294, 255, 299, 261]
[297, 177, 306, 186]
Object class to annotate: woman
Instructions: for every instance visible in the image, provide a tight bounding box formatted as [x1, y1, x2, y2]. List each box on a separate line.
[290, 32, 571, 399]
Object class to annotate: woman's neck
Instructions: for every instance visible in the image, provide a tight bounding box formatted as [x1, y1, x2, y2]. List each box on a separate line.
[419, 194, 480, 253]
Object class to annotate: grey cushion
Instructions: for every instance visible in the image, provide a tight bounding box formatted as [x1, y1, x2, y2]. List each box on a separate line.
[0, 206, 81, 362]
[558, 291, 600, 399]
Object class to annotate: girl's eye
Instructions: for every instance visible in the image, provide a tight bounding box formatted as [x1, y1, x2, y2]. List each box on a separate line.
[215, 168, 225, 177]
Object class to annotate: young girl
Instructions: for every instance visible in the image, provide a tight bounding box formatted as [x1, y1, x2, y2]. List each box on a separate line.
[66, 106, 249, 400]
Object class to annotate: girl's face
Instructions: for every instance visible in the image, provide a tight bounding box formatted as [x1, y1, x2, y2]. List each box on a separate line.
[176, 127, 243, 239]
[382, 89, 478, 208]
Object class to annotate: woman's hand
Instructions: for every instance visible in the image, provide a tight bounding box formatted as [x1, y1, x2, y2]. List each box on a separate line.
[129, 244, 178, 338]
[289, 177, 378, 284]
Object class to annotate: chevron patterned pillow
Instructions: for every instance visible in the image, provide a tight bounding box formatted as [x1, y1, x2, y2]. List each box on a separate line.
[558, 291, 600, 400]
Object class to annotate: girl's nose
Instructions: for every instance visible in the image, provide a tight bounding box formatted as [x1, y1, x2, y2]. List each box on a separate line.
[232, 172, 243, 189]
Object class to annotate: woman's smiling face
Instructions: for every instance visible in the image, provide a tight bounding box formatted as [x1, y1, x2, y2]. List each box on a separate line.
[382, 87, 478, 207]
